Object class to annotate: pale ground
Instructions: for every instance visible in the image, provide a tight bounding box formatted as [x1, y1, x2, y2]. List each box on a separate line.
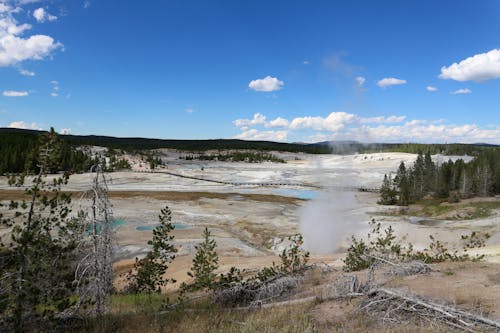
[0, 151, 498, 289]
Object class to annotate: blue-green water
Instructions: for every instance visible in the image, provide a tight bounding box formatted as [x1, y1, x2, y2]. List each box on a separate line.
[87, 219, 126, 233]
[273, 189, 318, 200]
[136, 223, 189, 231]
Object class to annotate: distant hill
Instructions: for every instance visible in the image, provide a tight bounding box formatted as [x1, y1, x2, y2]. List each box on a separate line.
[1, 128, 498, 157]
[0, 128, 331, 154]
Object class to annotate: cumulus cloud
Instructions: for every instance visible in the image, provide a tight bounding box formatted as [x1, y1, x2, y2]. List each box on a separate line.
[289, 112, 355, 132]
[233, 113, 267, 127]
[426, 86, 438, 92]
[235, 129, 288, 142]
[439, 49, 500, 82]
[3, 90, 28, 97]
[8, 121, 42, 130]
[355, 76, 366, 87]
[50, 92, 58, 97]
[33, 8, 57, 22]
[185, 108, 194, 113]
[266, 117, 289, 128]
[377, 77, 407, 88]
[60, 128, 71, 135]
[0, 3, 62, 67]
[232, 112, 500, 144]
[359, 115, 406, 124]
[451, 88, 471, 95]
[248, 76, 284, 92]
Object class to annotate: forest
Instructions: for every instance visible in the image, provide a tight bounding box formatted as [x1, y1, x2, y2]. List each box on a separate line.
[379, 150, 500, 205]
[1, 128, 499, 175]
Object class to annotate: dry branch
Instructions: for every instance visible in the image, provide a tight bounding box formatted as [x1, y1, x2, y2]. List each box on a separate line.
[360, 287, 500, 332]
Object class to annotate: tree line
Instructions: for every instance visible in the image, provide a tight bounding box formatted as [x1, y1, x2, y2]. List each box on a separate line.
[180, 151, 286, 163]
[0, 130, 97, 174]
[379, 150, 500, 205]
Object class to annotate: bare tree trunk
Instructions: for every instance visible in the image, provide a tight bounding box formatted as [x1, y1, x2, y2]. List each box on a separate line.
[75, 160, 114, 315]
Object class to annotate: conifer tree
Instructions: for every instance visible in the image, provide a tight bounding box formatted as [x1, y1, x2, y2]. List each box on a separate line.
[187, 227, 219, 290]
[0, 128, 78, 331]
[126, 206, 177, 293]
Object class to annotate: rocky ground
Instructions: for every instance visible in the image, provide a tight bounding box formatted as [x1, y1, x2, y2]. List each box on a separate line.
[1, 151, 499, 289]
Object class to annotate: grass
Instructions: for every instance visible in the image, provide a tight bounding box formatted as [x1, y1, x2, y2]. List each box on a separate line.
[0, 189, 303, 205]
[380, 197, 500, 220]
[63, 301, 317, 333]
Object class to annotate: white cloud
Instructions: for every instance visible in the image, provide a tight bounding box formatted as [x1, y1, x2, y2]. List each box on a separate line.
[18, 68, 35, 76]
[451, 88, 471, 95]
[17, 1, 43, 5]
[235, 129, 288, 142]
[426, 86, 438, 92]
[50, 92, 58, 97]
[50, 80, 58, 85]
[185, 108, 194, 113]
[266, 117, 289, 128]
[83, 1, 91, 9]
[355, 76, 366, 87]
[377, 77, 407, 88]
[53, 86, 59, 91]
[248, 76, 284, 92]
[0, 4, 62, 67]
[3, 90, 28, 97]
[359, 115, 406, 124]
[8, 121, 41, 130]
[33, 8, 57, 22]
[303, 60, 310, 65]
[289, 112, 355, 132]
[439, 49, 500, 82]
[232, 112, 500, 144]
[60, 128, 71, 135]
[233, 113, 267, 127]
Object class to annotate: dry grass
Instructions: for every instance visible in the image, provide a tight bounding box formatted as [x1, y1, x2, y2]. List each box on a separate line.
[65, 303, 316, 333]
[0, 189, 302, 204]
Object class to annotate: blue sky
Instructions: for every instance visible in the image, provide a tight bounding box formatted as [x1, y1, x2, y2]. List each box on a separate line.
[1, 0, 500, 143]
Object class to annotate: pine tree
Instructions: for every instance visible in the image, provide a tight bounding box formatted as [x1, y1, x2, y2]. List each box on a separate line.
[423, 150, 435, 193]
[187, 227, 219, 290]
[394, 161, 410, 205]
[127, 206, 177, 293]
[0, 128, 79, 331]
[378, 174, 397, 205]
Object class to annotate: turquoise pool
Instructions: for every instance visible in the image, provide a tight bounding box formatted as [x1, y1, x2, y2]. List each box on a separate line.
[273, 189, 318, 200]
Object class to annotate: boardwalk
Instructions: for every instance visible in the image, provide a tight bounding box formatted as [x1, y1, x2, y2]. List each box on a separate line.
[132, 169, 380, 193]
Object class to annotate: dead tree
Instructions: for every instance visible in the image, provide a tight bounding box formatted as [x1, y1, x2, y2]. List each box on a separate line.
[74, 161, 115, 315]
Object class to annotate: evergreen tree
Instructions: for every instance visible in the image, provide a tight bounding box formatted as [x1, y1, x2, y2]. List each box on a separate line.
[378, 174, 397, 205]
[127, 206, 177, 293]
[0, 128, 79, 331]
[187, 227, 219, 290]
[394, 161, 410, 205]
[423, 150, 436, 193]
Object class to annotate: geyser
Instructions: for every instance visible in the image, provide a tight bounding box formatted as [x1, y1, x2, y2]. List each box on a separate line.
[299, 188, 359, 254]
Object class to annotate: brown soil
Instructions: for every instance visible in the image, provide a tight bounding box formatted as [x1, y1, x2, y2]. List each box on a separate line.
[0, 189, 303, 204]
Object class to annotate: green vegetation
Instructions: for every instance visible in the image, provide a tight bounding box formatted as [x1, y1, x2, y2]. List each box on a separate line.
[181, 151, 286, 163]
[404, 199, 500, 220]
[0, 128, 331, 155]
[0, 128, 98, 174]
[343, 219, 490, 272]
[0, 129, 81, 331]
[379, 150, 500, 206]
[185, 227, 220, 291]
[126, 206, 177, 294]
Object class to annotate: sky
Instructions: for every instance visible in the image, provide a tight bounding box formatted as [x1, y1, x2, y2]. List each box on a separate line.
[1, 0, 500, 144]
